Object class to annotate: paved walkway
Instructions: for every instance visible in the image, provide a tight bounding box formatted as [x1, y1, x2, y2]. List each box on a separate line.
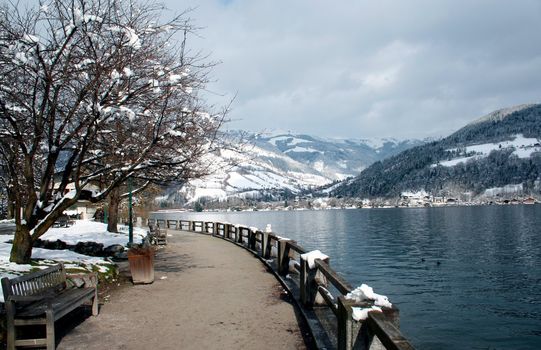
[57, 231, 306, 350]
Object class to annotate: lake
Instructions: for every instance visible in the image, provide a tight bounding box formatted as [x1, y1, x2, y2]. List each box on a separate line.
[151, 205, 541, 349]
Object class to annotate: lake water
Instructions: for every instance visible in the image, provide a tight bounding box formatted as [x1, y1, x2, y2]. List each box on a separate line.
[151, 205, 541, 349]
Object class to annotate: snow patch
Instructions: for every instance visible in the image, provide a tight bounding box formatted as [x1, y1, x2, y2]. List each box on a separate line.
[40, 220, 146, 246]
[401, 190, 429, 198]
[300, 250, 328, 269]
[285, 146, 323, 154]
[346, 284, 392, 309]
[351, 306, 383, 321]
[434, 134, 541, 167]
[483, 184, 524, 197]
[269, 135, 310, 147]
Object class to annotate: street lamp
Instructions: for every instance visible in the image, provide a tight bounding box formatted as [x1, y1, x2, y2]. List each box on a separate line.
[128, 177, 133, 246]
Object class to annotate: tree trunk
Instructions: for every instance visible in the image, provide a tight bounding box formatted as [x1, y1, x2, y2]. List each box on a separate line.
[10, 225, 33, 264]
[107, 187, 120, 233]
[7, 191, 15, 220]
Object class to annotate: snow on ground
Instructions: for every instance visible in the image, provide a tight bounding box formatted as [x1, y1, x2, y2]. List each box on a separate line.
[284, 146, 323, 154]
[435, 134, 540, 167]
[41, 220, 146, 246]
[401, 190, 429, 198]
[437, 155, 481, 167]
[268, 135, 309, 147]
[191, 187, 228, 202]
[0, 240, 114, 302]
[0, 220, 146, 301]
[483, 184, 524, 197]
[287, 171, 328, 187]
[351, 137, 398, 150]
[228, 171, 263, 189]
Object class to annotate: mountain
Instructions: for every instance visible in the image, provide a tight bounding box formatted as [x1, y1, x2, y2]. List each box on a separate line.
[332, 104, 541, 200]
[166, 132, 424, 205]
[253, 132, 423, 181]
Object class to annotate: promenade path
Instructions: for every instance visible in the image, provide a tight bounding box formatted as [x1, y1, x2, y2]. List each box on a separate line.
[57, 230, 307, 350]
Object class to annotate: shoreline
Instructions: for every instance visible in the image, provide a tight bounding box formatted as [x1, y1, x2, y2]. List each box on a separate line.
[151, 200, 540, 214]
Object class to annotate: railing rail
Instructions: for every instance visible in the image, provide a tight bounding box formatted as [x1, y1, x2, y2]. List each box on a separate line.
[152, 218, 415, 350]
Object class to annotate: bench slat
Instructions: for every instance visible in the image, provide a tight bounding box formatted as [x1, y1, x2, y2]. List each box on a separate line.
[8, 265, 62, 285]
[16, 287, 95, 318]
[15, 338, 48, 346]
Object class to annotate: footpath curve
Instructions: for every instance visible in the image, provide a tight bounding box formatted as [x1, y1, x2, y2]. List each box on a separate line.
[57, 230, 307, 350]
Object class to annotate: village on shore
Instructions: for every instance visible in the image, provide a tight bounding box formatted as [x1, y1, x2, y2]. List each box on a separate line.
[160, 192, 540, 213]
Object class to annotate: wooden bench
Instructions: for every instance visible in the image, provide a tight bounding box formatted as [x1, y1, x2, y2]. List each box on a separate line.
[52, 215, 74, 228]
[1, 263, 98, 350]
[148, 224, 167, 245]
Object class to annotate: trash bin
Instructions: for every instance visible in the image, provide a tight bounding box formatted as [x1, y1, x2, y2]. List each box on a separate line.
[127, 246, 155, 284]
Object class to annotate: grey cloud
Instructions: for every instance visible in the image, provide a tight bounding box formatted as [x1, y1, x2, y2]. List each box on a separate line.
[164, 0, 541, 139]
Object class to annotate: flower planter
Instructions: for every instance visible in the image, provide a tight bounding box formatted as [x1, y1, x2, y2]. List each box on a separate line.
[127, 246, 155, 284]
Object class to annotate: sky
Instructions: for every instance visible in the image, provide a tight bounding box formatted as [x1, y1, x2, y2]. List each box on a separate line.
[16, 0, 541, 140]
[159, 0, 541, 140]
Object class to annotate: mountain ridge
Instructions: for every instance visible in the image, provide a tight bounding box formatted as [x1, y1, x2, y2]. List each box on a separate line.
[331, 103, 541, 200]
[162, 132, 424, 205]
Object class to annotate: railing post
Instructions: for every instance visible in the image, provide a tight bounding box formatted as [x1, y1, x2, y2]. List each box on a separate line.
[212, 222, 218, 237]
[167, 220, 177, 229]
[248, 230, 256, 250]
[277, 239, 290, 276]
[226, 224, 231, 239]
[300, 257, 315, 307]
[261, 232, 269, 258]
[300, 257, 331, 307]
[337, 296, 361, 350]
[237, 227, 243, 244]
[367, 307, 402, 350]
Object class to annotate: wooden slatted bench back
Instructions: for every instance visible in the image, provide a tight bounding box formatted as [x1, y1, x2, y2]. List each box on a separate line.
[2, 264, 67, 301]
[2, 263, 98, 350]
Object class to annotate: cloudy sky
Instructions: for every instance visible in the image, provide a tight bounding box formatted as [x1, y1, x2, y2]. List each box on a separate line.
[164, 0, 541, 140]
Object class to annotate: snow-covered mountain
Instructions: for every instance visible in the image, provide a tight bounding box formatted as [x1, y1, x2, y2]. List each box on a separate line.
[332, 103, 541, 200]
[170, 131, 424, 204]
[255, 132, 423, 181]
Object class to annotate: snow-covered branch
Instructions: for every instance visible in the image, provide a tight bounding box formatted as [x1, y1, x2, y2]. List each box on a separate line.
[1, 0, 226, 263]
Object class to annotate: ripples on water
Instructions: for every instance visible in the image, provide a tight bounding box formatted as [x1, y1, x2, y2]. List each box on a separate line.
[154, 206, 541, 349]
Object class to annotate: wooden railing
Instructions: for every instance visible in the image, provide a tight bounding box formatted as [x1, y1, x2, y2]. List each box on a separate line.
[147, 218, 415, 350]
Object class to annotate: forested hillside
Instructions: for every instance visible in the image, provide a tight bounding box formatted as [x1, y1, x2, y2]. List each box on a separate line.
[333, 104, 541, 198]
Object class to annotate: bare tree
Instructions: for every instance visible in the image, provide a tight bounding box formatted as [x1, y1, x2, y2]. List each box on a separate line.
[0, 0, 225, 263]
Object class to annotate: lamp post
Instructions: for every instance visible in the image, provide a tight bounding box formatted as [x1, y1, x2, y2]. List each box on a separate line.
[128, 177, 133, 246]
